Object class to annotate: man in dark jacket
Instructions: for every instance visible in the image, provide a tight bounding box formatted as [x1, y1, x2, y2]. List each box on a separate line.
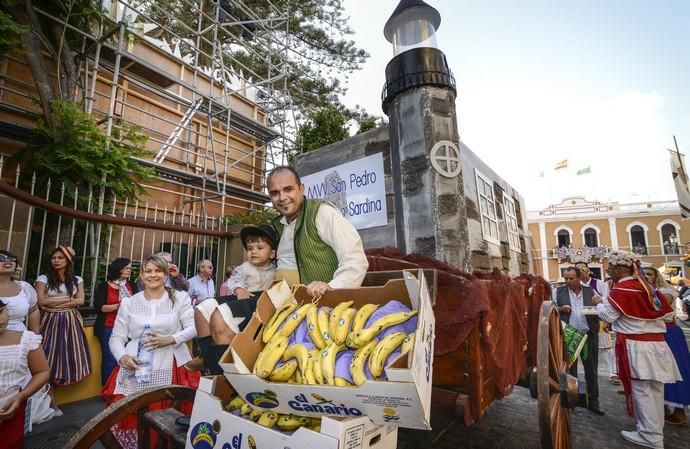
[552, 266, 604, 415]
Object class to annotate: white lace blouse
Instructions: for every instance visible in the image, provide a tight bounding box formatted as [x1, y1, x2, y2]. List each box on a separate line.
[1, 281, 38, 331]
[109, 290, 196, 395]
[0, 331, 42, 403]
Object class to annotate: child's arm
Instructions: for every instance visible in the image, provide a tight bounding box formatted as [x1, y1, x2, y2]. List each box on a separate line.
[225, 264, 253, 299]
[0, 346, 49, 421]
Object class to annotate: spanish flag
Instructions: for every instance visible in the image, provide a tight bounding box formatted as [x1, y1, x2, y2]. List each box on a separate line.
[554, 159, 568, 170]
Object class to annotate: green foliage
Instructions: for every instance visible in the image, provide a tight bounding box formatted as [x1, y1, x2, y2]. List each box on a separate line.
[0, 8, 24, 58]
[143, 0, 368, 114]
[295, 106, 350, 154]
[224, 207, 279, 226]
[10, 101, 154, 203]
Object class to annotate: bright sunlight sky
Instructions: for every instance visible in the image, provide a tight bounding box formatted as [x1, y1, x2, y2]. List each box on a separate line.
[341, 0, 690, 210]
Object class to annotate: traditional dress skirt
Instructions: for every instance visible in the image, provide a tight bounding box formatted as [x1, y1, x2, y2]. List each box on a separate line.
[664, 323, 690, 408]
[0, 400, 26, 448]
[102, 358, 200, 449]
[40, 308, 92, 385]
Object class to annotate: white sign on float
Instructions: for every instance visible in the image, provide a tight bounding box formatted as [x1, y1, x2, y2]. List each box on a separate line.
[301, 153, 388, 230]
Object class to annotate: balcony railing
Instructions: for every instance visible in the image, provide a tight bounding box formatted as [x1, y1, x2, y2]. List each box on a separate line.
[549, 244, 683, 261]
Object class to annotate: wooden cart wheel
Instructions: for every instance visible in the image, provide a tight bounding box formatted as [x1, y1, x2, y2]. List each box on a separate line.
[536, 301, 573, 449]
[63, 385, 195, 449]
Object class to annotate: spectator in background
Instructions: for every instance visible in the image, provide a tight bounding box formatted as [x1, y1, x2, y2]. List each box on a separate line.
[136, 252, 188, 292]
[0, 299, 50, 448]
[553, 266, 604, 415]
[93, 258, 137, 385]
[218, 265, 235, 297]
[0, 250, 39, 333]
[188, 259, 215, 305]
[35, 246, 92, 404]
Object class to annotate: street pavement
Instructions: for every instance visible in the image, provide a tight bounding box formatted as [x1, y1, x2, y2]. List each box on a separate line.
[26, 322, 690, 449]
[398, 321, 690, 449]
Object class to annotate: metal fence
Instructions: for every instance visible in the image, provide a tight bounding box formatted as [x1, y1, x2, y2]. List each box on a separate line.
[0, 156, 235, 305]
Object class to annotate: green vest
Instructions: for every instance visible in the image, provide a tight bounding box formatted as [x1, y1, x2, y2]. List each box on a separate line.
[273, 199, 339, 285]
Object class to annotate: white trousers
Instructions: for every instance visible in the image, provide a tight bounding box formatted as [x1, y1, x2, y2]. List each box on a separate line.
[631, 379, 665, 446]
[599, 347, 616, 377]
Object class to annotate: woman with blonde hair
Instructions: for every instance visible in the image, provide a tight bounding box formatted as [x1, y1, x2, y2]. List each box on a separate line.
[102, 254, 199, 448]
[643, 265, 690, 425]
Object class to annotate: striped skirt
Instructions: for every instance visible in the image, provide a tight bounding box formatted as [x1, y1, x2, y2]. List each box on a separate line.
[40, 308, 92, 385]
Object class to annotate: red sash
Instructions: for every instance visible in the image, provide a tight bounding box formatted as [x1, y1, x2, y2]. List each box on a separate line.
[615, 332, 665, 417]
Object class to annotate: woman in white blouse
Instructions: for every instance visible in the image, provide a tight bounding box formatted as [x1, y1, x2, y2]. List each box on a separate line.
[102, 254, 199, 449]
[0, 250, 39, 332]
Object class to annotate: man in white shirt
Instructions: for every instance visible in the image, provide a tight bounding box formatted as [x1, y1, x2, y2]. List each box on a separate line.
[552, 266, 604, 415]
[188, 259, 215, 305]
[267, 166, 368, 296]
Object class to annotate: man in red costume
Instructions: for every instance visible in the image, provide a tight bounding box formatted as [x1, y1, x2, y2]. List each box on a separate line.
[593, 250, 681, 449]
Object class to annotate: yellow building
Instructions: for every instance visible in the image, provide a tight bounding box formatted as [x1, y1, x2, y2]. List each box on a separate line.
[527, 196, 688, 281]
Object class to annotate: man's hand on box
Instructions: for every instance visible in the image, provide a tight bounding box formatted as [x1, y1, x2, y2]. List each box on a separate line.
[306, 281, 331, 298]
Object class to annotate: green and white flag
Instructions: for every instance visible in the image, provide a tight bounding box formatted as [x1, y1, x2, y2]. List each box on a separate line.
[576, 166, 591, 175]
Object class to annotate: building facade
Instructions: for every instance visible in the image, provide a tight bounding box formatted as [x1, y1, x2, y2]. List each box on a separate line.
[527, 196, 688, 281]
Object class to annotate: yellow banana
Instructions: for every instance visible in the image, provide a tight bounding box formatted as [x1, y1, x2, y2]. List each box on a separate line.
[279, 303, 313, 338]
[276, 414, 311, 431]
[321, 342, 344, 386]
[225, 395, 246, 412]
[328, 301, 354, 342]
[282, 343, 310, 374]
[317, 307, 331, 346]
[262, 302, 297, 343]
[346, 310, 418, 349]
[369, 332, 407, 378]
[351, 303, 379, 333]
[312, 349, 324, 384]
[240, 403, 254, 416]
[306, 304, 327, 349]
[400, 331, 416, 355]
[349, 340, 377, 386]
[268, 359, 298, 382]
[333, 307, 356, 345]
[303, 350, 318, 385]
[258, 410, 279, 428]
[254, 332, 289, 375]
[256, 335, 289, 378]
[334, 377, 352, 387]
[249, 407, 263, 422]
[295, 370, 302, 384]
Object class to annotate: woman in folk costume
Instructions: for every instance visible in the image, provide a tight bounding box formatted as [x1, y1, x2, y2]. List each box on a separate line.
[642, 266, 690, 425]
[35, 246, 92, 400]
[102, 254, 199, 449]
[593, 251, 681, 449]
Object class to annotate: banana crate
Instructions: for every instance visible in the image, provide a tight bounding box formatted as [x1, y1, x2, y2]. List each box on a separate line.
[220, 269, 435, 430]
[186, 375, 398, 449]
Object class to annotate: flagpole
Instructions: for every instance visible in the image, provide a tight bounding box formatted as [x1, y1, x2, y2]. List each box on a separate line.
[674, 136, 688, 185]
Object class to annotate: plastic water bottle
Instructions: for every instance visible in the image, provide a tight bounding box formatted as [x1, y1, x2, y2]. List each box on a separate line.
[135, 325, 153, 383]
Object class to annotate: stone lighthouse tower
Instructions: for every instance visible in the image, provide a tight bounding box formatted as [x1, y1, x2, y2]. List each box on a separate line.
[382, 0, 471, 270]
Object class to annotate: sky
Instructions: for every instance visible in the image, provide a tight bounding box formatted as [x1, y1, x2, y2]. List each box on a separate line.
[341, 0, 690, 210]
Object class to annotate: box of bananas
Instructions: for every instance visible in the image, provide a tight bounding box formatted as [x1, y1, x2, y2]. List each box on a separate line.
[185, 375, 399, 449]
[219, 269, 434, 430]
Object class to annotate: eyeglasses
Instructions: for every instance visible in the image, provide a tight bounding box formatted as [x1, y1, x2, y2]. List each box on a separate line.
[0, 254, 18, 263]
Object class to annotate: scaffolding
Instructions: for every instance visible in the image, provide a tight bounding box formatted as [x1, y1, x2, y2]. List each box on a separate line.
[0, 0, 302, 297]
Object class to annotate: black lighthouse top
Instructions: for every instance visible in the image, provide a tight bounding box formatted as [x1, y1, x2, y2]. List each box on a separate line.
[381, 0, 455, 113]
[384, 0, 441, 43]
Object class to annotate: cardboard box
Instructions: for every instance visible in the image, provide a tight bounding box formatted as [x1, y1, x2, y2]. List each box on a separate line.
[220, 269, 435, 430]
[186, 375, 398, 449]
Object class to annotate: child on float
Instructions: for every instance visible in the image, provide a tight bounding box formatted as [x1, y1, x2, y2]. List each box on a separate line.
[0, 299, 50, 447]
[194, 224, 278, 374]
